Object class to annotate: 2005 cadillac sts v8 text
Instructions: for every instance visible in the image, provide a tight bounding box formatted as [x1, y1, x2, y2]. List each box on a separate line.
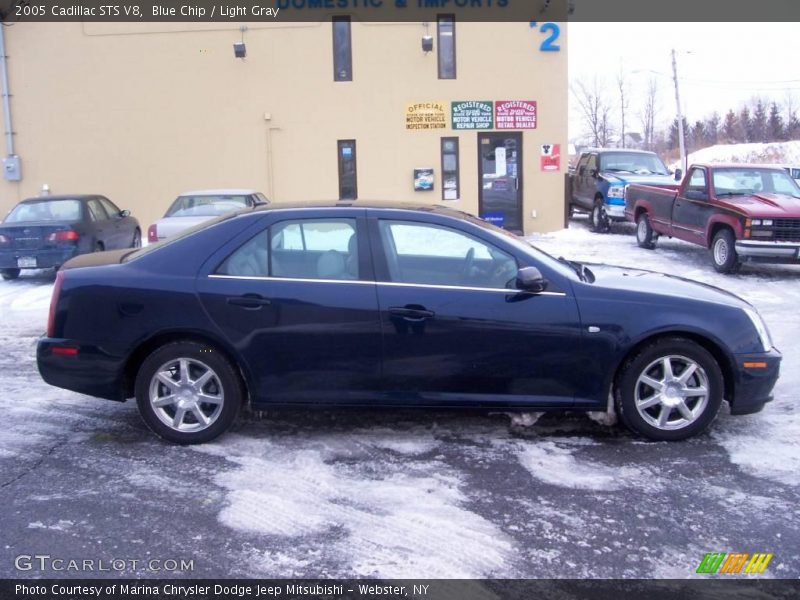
[36, 203, 780, 444]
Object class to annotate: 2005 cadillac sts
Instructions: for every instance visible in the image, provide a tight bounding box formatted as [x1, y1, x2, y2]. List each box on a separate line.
[37, 203, 780, 444]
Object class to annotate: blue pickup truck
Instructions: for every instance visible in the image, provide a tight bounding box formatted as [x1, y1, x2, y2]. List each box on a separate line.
[570, 148, 680, 232]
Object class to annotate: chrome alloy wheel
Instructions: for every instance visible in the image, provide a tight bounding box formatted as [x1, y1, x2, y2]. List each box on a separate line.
[148, 358, 224, 432]
[634, 355, 709, 431]
[713, 236, 729, 266]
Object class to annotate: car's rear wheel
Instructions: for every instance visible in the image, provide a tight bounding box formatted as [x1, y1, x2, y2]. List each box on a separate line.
[135, 341, 243, 444]
[591, 200, 609, 233]
[711, 228, 740, 274]
[636, 212, 657, 249]
[615, 337, 723, 441]
[132, 229, 142, 248]
[1, 268, 20, 280]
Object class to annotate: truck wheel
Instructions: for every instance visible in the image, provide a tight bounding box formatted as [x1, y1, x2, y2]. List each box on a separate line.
[711, 229, 740, 274]
[1, 268, 20, 281]
[615, 337, 723, 441]
[636, 213, 657, 249]
[591, 201, 610, 233]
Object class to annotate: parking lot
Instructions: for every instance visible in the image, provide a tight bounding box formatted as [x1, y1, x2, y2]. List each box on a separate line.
[1, 219, 799, 579]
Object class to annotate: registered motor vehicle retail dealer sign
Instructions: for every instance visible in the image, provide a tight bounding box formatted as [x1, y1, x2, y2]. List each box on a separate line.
[452, 101, 494, 130]
[495, 100, 537, 129]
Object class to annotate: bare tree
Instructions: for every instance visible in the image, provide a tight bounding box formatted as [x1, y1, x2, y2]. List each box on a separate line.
[571, 76, 614, 147]
[617, 67, 629, 148]
[639, 77, 659, 151]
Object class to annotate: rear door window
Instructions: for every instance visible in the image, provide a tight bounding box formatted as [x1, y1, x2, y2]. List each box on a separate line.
[87, 198, 109, 221]
[270, 219, 359, 280]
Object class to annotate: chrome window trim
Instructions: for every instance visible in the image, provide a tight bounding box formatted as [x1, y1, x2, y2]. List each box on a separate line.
[208, 274, 567, 296]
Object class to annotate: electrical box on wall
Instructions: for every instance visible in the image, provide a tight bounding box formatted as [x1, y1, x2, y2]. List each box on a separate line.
[3, 155, 21, 181]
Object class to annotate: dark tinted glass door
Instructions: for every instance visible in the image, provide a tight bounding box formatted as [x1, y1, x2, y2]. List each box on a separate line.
[478, 133, 522, 232]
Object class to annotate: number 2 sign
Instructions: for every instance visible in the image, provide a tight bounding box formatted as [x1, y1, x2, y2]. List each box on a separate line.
[530, 22, 561, 52]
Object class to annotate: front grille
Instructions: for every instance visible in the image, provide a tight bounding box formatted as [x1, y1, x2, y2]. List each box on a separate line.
[772, 218, 800, 242]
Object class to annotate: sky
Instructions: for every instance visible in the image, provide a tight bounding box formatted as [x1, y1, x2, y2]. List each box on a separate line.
[568, 22, 800, 142]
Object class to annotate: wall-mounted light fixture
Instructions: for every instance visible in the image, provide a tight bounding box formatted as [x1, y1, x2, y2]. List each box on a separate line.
[233, 25, 247, 59]
[421, 22, 433, 54]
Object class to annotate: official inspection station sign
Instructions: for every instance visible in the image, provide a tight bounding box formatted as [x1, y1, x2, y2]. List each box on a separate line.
[405, 102, 447, 131]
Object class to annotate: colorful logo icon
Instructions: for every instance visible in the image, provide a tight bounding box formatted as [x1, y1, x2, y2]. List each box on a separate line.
[696, 552, 773, 574]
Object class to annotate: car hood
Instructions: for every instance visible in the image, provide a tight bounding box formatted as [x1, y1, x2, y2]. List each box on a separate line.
[154, 216, 216, 238]
[584, 264, 750, 309]
[718, 192, 800, 217]
[601, 172, 678, 187]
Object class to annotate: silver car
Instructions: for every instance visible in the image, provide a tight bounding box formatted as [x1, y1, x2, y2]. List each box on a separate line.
[147, 189, 268, 242]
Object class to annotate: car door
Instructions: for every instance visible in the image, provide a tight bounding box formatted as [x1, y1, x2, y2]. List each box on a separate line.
[85, 198, 115, 250]
[98, 196, 132, 248]
[368, 212, 583, 407]
[672, 167, 711, 244]
[574, 154, 590, 208]
[196, 211, 382, 404]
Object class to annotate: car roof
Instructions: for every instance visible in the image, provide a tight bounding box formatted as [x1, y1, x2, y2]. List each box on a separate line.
[21, 194, 98, 202]
[695, 163, 789, 170]
[581, 148, 657, 155]
[246, 200, 474, 219]
[177, 189, 259, 196]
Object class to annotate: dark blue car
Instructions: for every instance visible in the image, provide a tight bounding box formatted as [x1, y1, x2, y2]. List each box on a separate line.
[37, 203, 780, 444]
[0, 194, 141, 279]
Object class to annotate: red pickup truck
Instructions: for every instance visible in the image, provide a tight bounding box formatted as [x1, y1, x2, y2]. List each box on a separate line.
[625, 163, 800, 273]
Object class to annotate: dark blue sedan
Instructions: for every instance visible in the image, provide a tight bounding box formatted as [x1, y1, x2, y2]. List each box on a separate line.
[0, 194, 140, 279]
[36, 203, 780, 444]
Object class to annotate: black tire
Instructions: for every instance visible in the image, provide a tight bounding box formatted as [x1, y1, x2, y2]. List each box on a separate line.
[615, 337, 724, 441]
[1, 268, 20, 280]
[591, 199, 610, 233]
[132, 229, 142, 249]
[635, 212, 657, 249]
[135, 340, 244, 444]
[710, 228, 740, 274]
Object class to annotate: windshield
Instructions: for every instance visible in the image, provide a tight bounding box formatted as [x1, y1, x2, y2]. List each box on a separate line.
[5, 199, 82, 223]
[122, 213, 234, 263]
[165, 195, 250, 218]
[713, 168, 800, 198]
[463, 214, 580, 280]
[599, 152, 669, 176]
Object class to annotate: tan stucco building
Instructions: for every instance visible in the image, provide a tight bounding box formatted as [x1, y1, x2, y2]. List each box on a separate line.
[0, 20, 567, 235]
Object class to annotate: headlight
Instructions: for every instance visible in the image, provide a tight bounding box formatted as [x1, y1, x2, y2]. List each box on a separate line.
[762, 219, 773, 226]
[607, 186, 625, 198]
[744, 307, 773, 351]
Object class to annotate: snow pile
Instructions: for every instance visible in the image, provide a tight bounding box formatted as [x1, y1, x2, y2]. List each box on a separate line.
[672, 140, 800, 168]
[195, 431, 514, 578]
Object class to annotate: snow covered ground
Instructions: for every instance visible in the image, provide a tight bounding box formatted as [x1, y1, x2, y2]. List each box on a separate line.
[0, 219, 798, 579]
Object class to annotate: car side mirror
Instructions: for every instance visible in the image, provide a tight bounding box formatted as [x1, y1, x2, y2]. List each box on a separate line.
[578, 167, 586, 176]
[674, 168, 683, 181]
[516, 266, 548, 293]
[119, 209, 130, 218]
[590, 169, 598, 178]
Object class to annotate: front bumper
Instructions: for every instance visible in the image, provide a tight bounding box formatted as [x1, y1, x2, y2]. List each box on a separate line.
[729, 347, 781, 415]
[735, 240, 800, 262]
[0, 247, 79, 270]
[37, 337, 127, 402]
[605, 203, 626, 221]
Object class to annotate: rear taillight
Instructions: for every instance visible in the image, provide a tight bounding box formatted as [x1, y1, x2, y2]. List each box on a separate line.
[47, 270, 64, 337]
[46, 230, 80, 242]
[147, 224, 158, 243]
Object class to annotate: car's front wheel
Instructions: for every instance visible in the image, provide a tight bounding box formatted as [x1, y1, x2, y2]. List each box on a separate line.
[1, 268, 20, 281]
[711, 228, 740, 273]
[135, 340, 243, 444]
[636, 212, 657, 249]
[591, 200, 609, 233]
[615, 337, 724, 441]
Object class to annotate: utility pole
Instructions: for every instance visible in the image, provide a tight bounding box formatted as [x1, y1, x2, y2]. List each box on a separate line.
[671, 49, 687, 173]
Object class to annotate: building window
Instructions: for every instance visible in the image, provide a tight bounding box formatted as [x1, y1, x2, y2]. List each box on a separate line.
[338, 140, 358, 200]
[332, 17, 352, 81]
[437, 15, 456, 80]
[441, 137, 460, 201]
